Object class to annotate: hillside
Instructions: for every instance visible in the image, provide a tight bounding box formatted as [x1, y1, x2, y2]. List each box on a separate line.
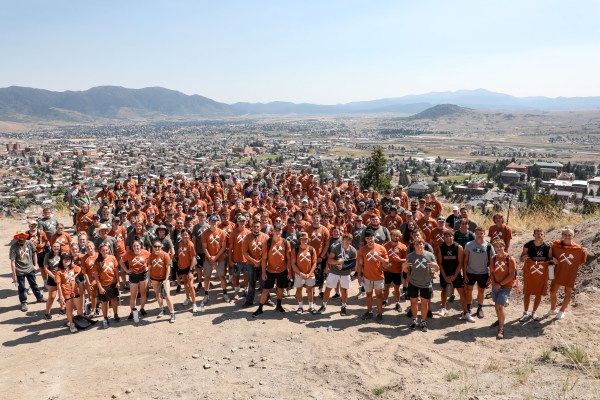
[403, 103, 473, 120]
[0, 86, 235, 121]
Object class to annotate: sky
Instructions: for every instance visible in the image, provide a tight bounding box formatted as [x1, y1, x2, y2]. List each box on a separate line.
[1, 0, 599, 104]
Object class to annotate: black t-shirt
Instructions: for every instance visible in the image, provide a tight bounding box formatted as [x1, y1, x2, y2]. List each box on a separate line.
[445, 214, 461, 229]
[523, 240, 551, 262]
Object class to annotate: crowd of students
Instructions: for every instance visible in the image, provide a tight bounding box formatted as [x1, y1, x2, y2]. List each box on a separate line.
[8, 169, 588, 338]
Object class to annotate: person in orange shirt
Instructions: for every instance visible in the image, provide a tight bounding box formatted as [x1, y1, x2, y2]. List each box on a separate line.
[383, 230, 407, 312]
[201, 215, 228, 305]
[305, 213, 330, 297]
[95, 243, 121, 327]
[291, 232, 317, 314]
[489, 239, 516, 339]
[228, 216, 250, 301]
[357, 229, 389, 323]
[177, 229, 198, 313]
[120, 241, 150, 320]
[427, 193, 444, 220]
[76, 203, 95, 236]
[253, 224, 291, 317]
[149, 240, 175, 323]
[416, 207, 437, 245]
[431, 217, 446, 252]
[488, 213, 513, 253]
[50, 223, 72, 254]
[82, 242, 99, 316]
[27, 221, 49, 287]
[547, 228, 588, 320]
[242, 221, 270, 308]
[55, 253, 83, 333]
[382, 206, 403, 232]
[519, 228, 552, 322]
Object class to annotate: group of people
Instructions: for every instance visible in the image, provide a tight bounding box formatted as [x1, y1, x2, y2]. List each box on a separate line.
[9, 168, 588, 338]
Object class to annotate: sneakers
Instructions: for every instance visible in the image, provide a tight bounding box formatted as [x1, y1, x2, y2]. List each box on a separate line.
[316, 305, 326, 315]
[242, 301, 253, 308]
[103, 318, 109, 329]
[182, 297, 191, 306]
[114, 314, 121, 322]
[504, 300, 510, 307]
[421, 321, 428, 332]
[128, 312, 134, 321]
[233, 293, 240, 301]
[265, 300, 275, 307]
[382, 300, 388, 308]
[376, 314, 383, 324]
[438, 308, 448, 317]
[395, 303, 402, 312]
[427, 310, 433, 319]
[169, 313, 176, 323]
[476, 307, 485, 319]
[195, 284, 203, 293]
[406, 307, 412, 318]
[252, 308, 263, 318]
[201, 296, 209, 305]
[519, 312, 531, 322]
[140, 309, 147, 317]
[361, 311, 373, 320]
[448, 294, 455, 303]
[532, 311, 541, 321]
[340, 306, 348, 316]
[360, 286, 365, 293]
[496, 328, 504, 339]
[223, 294, 231, 303]
[45, 313, 52, 320]
[309, 307, 318, 315]
[282, 289, 288, 297]
[192, 304, 198, 313]
[319, 291, 324, 298]
[27, 287, 33, 295]
[176, 285, 181, 293]
[36, 296, 47, 303]
[462, 313, 476, 323]
[70, 323, 77, 334]
[545, 309, 559, 318]
[275, 305, 286, 314]
[490, 320, 500, 328]
[410, 319, 417, 329]
[555, 311, 565, 320]
[296, 307, 304, 314]
[331, 293, 341, 300]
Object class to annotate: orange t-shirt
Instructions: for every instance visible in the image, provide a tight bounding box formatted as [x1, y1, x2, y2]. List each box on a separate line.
[122, 249, 150, 274]
[384, 241, 407, 274]
[76, 212, 96, 235]
[267, 238, 289, 274]
[488, 224, 513, 244]
[55, 266, 81, 298]
[242, 232, 269, 265]
[97, 255, 119, 287]
[177, 239, 196, 269]
[294, 246, 316, 275]
[82, 253, 98, 283]
[416, 217, 437, 244]
[491, 255, 514, 289]
[382, 215, 403, 232]
[50, 233, 72, 254]
[358, 244, 387, 281]
[429, 200, 443, 219]
[305, 225, 330, 256]
[522, 259, 549, 296]
[201, 228, 226, 261]
[218, 221, 236, 248]
[229, 228, 250, 263]
[551, 240, 585, 288]
[28, 230, 48, 254]
[109, 226, 128, 257]
[431, 227, 445, 251]
[149, 251, 171, 281]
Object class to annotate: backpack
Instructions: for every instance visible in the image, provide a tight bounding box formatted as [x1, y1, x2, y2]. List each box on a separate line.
[72, 315, 98, 330]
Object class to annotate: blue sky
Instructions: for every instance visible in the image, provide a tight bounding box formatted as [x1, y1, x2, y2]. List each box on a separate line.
[1, 1, 599, 104]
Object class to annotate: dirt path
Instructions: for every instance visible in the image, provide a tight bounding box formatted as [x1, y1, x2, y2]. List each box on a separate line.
[0, 216, 599, 400]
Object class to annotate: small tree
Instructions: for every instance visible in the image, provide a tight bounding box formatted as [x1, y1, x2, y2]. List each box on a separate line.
[359, 148, 391, 193]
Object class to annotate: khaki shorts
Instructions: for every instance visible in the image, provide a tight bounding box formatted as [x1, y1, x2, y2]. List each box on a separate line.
[294, 274, 316, 288]
[203, 261, 225, 277]
[363, 278, 385, 292]
[325, 273, 351, 290]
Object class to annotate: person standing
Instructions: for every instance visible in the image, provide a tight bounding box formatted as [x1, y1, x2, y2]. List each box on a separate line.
[519, 228, 552, 322]
[228, 216, 250, 301]
[201, 215, 229, 305]
[489, 239, 516, 339]
[148, 240, 175, 323]
[10, 230, 46, 312]
[242, 221, 270, 308]
[291, 232, 317, 314]
[488, 213, 513, 253]
[436, 230, 472, 321]
[463, 227, 495, 320]
[357, 229, 389, 323]
[55, 253, 83, 333]
[383, 229, 407, 311]
[318, 232, 357, 316]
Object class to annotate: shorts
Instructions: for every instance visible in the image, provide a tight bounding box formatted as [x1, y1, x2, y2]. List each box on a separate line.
[196, 253, 205, 267]
[439, 273, 464, 289]
[315, 260, 326, 287]
[99, 283, 119, 302]
[492, 286, 511, 306]
[466, 272, 490, 289]
[325, 273, 351, 290]
[75, 274, 86, 284]
[407, 282, 432, 300]
[363, 278, 385, 292]
[384, 271, 402, 286]
[293, 274, 316, 288]
[177, 266, 191, 276]
[203, 261, 225, 277]
[130, 271, 148, 284]
[47, 276, 57, 287]
[264, 271, 288, 290]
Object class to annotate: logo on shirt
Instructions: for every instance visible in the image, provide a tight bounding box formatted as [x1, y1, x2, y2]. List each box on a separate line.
[298, 251, 311, 263]
[530, 262, 544, 275]
[492, 231, 503, 240]
[559, 252, 574, 265]
[495, 261, 506, 273]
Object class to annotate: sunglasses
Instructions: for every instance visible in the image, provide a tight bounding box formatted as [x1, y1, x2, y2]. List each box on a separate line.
[153, 245, 162, 249]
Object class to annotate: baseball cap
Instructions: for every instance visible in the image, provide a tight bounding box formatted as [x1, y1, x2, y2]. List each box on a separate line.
[209, 215, 220, 221]
[237, 216, 247, 222]
[424, 206, 432, 212]
[452, 206, 459, 211]
[437, 216, 445, 221]
[299, 232, 309, 239]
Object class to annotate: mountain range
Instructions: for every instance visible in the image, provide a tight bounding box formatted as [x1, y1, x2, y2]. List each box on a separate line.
[1, 86, 600, 121]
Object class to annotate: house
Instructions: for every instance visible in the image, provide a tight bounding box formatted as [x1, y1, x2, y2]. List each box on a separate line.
[407, 183, 428, 197]
[505, 162, 528, 173]
[500, 170, 521, 185]
[467, 176, 488, 188]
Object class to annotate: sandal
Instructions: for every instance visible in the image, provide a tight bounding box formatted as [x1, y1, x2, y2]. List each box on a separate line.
[496, 328, 504, 339]
[296, 307, 303, 314]
[490, 320, 499, 328]
[309, 307, 318, 315]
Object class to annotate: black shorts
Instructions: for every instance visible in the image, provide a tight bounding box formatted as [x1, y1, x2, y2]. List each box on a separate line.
[465, 272, 490, 289]
[196, 253, 205, 266]
[264, 271, 288, 290]
[130, 271, 148, 284]
[99, 283, 119, 302]
[439, 273, 464, 289]
[177, 267, 191, 276]
[384, 271, 402, 286]
[47, 276, 57, 287]
[402, 271, 407, 281]
[314, 260, 327, 287]
[75, 274, 86, 284]
[407, 283, 432, 300]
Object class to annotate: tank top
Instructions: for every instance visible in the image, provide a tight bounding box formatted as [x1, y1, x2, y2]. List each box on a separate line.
[439, 242, 459, 273]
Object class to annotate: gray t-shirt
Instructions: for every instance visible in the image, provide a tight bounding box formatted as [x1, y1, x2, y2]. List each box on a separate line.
[155, 236, 174, 254]
[464, 240, 495, 275]
[43, 252, 62, 274]
[10, 241, 37, 275]
[454, 218, 478, 232]
[39, 217, 59, 238]
[352, 226, 366, 249]
[192, 223, 209, 254]
[406, 251, 437, 289]
[360, 225, 390, 247]
[94, 235, 119, 255]
[328, 243, 357, 276]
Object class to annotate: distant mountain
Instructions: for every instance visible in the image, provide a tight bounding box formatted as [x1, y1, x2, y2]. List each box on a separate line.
[404, 104, 473, 120]
[0, 86, 235, 121]
[230, 101, 431, 115]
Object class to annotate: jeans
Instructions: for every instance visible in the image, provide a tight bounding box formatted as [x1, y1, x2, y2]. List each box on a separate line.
[242, 263, 270, 304]
[17, 270, 43, 304]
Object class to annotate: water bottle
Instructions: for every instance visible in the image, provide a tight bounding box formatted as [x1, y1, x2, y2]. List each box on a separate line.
[133, 309, 140, 323]
[548, 263, 555, 280]
[201, 303, 205, 312]
[327, 325, 333, 333]
[22, 216, 27, 224]
[103, 319, 108, 329]
[446, 285, 452, 297]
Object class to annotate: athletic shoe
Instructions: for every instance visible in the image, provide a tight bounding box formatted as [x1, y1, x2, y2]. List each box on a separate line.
[395, 303, 402, 312]
[37, 296, 47, 302]
[382, 300, 388, 308]
[555, 311, 565, 320]
[400, 290, 406, 300]
[103, 318, 109, 329]
[192, 304, 198, 313]
[114, 314, 121, 322]
[140, 309, 147, 317]
[331, 293, 341, 300]
[376, 313, 383, 324]
[252, 308, 263, 317]
[463, 313, 476, 323]
[496, 328, 504, 339]
[519, 312, 531, 322]
[406, 307, 412, 317]
[361, 311, 373, 320]
[360, 286, 365, 293]
[123, 283, 130, 290]
[476, 307, 485, 319]
[233, 293, 240, 301]
[275, 305, 286, 314]
[316, 305, 326, 315]
[309, 307, 318, 315]
[202, 296, 209, 305]
[223, 294, 231, 303]
[427, 310, 433, 319]
[44, 313, 52, 320]
[169, 313, 175, 323]
[504, 300, 510, 307]
[449, 294, 455, 303]
[128, 312, 134, 321]
[282, 289, 288, 297]
[340, 306, 348, 316]
[27, 287, 33, 295]
[195, 284, 202, 293]
[421, 321, 428, 332]
[532, 311, 541, 321]
[438, 308, 448, 317]
[319, 291, 324, 298]
[265, 300, 275, 307]
[545, 309, 558, 318]
[242, 301, 253, 308]
[296, 307, 303, 314]
[59, 308, 66, 315]
[182, 298, 191, 306]
[490, 320, 499, 327]
[70, 323, 77, 333]
[410, 319, 417, 329]
[176, 285, 181, 293]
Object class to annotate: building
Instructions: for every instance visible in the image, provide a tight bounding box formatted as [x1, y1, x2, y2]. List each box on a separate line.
[505, 162, 529, 173]
[534, 161, 564, 170]
[467, 176, 488, 188]
[540, 168, 558, 179]
[500, 170, 522, 185]
[453, 185, 485, 195]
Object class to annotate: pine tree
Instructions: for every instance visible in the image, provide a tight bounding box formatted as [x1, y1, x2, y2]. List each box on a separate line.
[359, 148, 391, 192]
